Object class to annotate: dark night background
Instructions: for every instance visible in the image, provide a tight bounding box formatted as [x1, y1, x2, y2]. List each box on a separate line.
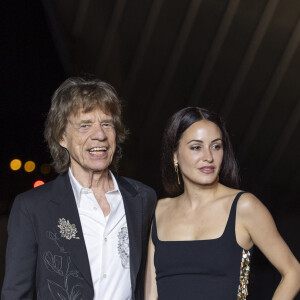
[1, 0, 299, 299]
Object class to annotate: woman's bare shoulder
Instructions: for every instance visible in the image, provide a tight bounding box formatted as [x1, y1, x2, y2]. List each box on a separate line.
[156, 197, 177, 217]
[237, 192, 261, 210]
[217, 185, 262, 214]
[217, 184, 243, 202]
[156, 197, 174, 208]
[235, 192, 271, 224]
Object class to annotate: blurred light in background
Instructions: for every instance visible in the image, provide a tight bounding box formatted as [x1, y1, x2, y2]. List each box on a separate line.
[10, 159, 22, 171]
[33, 180, 45, 188]
[40, 163, 51, 175]
[24, 161, 36, 173]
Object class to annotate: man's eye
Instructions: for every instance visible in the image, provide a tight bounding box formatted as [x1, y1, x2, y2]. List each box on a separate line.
[80, 124, 89, 128]
[102, 123, 113, 128]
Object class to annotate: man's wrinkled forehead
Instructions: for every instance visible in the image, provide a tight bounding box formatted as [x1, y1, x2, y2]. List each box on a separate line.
[68, 102, 110, 119]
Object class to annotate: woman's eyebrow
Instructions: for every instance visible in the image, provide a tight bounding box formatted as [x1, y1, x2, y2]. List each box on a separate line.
[187, 139, 203, 144]
[211, 138, 222, 143]
[187, 138, 222, 144]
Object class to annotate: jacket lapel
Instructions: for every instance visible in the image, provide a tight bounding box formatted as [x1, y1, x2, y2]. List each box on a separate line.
[116, 175, 143, 294]
[50, 174, 93, 287]
[50, 173, 143, 293]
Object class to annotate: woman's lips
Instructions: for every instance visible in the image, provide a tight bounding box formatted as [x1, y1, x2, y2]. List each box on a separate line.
[199, 166, 215, 174]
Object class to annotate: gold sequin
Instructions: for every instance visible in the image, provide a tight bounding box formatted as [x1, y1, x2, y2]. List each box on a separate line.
[237, 249, 251, 299]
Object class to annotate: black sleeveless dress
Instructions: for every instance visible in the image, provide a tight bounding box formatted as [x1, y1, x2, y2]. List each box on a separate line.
[152, 192, 252, 300]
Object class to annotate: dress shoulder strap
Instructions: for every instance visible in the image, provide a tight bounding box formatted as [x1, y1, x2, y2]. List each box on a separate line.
[151, 214, 159, 245]
[222, 191, 247, 239]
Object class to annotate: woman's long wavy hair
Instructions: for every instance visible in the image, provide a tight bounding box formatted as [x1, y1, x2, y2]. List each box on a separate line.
[161, 107, 239, 197]
[44, 77, 128, 173]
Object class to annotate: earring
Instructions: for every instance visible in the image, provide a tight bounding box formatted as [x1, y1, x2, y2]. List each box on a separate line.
[174, 162, 180, 185]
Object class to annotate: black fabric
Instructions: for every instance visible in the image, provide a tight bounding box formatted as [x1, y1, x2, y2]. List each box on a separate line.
[152, 192, 252, 300]
[2, 172, 157, 300]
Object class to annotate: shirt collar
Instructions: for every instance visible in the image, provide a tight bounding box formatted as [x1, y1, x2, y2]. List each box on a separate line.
[68, 168, 120, 207]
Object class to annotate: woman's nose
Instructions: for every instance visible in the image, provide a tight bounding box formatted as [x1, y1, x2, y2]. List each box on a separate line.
[203, 147, 213, 162]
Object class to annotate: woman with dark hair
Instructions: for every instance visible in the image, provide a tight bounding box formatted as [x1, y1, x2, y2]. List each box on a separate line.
[145, 107, 300, 299]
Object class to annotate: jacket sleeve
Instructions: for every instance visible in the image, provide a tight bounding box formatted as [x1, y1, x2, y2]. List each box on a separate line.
[1, 195, 37, 300]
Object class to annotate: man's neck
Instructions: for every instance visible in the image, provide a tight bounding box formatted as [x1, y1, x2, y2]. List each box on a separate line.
[70, 166, 114, 193]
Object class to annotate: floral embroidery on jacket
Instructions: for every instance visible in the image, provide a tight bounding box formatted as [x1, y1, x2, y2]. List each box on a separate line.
[43, 230, 84, 300]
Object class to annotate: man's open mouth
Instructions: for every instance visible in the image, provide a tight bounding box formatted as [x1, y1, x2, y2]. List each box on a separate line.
[88, 147, 108, 155]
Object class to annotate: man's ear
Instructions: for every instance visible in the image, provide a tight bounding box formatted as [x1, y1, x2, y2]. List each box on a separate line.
[59, 134, 67, 148]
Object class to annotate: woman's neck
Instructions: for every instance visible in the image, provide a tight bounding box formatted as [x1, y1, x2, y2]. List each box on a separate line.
[179, 179, 221, 209]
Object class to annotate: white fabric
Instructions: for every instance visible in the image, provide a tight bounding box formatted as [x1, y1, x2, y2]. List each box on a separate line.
[69, 169, 131, 300]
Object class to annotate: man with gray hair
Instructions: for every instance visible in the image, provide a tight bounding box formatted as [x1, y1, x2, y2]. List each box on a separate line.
[2, 77, 157, 300]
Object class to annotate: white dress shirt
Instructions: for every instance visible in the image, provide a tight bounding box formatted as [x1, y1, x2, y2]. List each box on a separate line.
[69, 169, 131, 300]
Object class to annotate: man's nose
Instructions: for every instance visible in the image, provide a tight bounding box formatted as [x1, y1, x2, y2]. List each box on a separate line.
[91, 124, 107, 140]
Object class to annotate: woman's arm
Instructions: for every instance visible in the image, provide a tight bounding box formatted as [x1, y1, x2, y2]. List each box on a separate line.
[238, 194, 300, 299]
[144, 227, 158, 300]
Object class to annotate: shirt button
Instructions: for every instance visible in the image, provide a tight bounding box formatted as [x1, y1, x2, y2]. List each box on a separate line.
[93, 207, 97, 211]
[104, 237, 107, 242]
[103, 274, 107, 278]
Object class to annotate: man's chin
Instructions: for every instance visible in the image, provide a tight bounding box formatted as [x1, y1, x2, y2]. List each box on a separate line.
[87, 166, 110, 173]
[70, 159, 112, 175]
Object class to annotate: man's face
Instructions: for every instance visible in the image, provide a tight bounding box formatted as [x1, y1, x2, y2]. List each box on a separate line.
[60, 107, 116, 177]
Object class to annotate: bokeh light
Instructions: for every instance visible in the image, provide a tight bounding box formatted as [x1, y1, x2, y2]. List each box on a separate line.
[40, 163, 51, 175]
[10, 159, 22, 171]
[24, 161, 36, 173]
[33, 180, 45, 188]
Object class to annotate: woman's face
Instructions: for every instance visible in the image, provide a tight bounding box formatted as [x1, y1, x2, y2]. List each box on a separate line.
[174, 120, 223, 186]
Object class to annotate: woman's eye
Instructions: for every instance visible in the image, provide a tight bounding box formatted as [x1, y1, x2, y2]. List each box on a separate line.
[190, 145, 201, 150]
[212, 144, 222, 150]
